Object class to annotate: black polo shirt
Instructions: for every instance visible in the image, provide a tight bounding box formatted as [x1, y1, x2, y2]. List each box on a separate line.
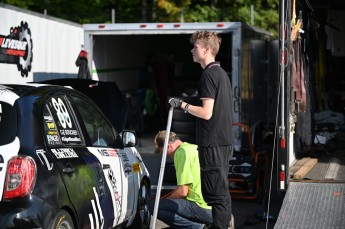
[196, 61, 233, 146]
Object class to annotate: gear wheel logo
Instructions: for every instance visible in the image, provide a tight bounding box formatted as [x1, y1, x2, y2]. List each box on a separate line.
[17, 21, 33, 77]
[0, 21, 33, 77]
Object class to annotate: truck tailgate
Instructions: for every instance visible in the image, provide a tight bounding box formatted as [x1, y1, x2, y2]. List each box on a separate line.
[275, 182, 345, 228]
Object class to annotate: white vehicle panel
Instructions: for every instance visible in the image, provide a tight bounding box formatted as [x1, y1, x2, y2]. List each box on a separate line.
[87, 147, 132, 225]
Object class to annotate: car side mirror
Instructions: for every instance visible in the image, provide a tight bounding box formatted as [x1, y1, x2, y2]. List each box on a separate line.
[121, 130, 137, 147]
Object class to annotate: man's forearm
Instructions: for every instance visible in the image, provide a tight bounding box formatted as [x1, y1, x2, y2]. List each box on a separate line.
[167, 185, 188, 199]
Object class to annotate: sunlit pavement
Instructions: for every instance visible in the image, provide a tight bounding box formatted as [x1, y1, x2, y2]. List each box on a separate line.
[138, 135, 283, 229]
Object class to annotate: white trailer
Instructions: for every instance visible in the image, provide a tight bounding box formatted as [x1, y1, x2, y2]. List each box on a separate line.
[0, 3, 83, 84]
[83, 22, 275, 140]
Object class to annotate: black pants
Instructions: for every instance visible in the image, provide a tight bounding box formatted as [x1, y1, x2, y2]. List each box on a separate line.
[198, 145, 232, 229]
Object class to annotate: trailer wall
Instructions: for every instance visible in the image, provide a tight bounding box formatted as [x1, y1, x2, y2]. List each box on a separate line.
[0, 3, 83, 84]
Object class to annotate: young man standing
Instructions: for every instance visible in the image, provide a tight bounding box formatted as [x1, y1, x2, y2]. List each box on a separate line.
[149, 131, 213, 229]
[169, 31, 233, 229]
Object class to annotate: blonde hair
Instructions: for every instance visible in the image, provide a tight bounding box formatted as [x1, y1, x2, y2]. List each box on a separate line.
[190, 31, 222, 56]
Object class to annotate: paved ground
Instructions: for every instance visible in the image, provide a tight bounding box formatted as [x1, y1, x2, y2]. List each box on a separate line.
[137, 135, 283, 229]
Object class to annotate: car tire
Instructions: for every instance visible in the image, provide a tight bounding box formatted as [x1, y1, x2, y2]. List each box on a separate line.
[171, 121, 196, 134]
[171, 96, 197, 144]
[130, 180, 151, 229]
[173, 109, 195, 122]
[51, 209, 74, 229]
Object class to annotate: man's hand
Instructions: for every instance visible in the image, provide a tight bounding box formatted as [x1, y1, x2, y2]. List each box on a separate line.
[168, 98, 182, 108]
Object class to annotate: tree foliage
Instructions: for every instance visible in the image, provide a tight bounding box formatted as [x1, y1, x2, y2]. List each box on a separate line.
[3, 0, 278, 37]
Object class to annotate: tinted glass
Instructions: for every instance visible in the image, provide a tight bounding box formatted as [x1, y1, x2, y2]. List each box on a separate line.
[44, 96, 83, 146]
[0, 102, 17, 145]
[72, 96, 116, 147]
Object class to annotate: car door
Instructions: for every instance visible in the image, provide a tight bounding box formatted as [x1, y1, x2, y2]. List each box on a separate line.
[70, 95, 135, 225]
[43, 94, 114, 228]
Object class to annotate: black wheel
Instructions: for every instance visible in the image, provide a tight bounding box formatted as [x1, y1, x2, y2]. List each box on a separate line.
[171, 121, 196, 134]
[52, 209, 74, 229]
[173, 109, 196, 122]
[130, 180, 151, 229]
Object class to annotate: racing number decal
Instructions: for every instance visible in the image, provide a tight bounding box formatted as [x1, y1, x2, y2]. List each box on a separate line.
[52, 98, 72, 129]
[48, 97, 82, 145]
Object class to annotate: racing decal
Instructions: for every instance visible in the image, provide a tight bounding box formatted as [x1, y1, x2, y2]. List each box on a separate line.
[46, 121, 56, 130]
[44, 112, 62, 145]
[46, 134, 61, 145]
[132, 162, 141, 173]
[97, 148, 118, 157]
[51, 148, 78, 159]
[36, 149, 53, 170]
[0, 21, 33, 77]
[87, 147, 127, 225]
[89, 187, 104, 229]
[108, 167, 122, 224]
[118, 152, 129, 162]
[124, 163, 132, 176]
[47, 97, 82, 145]
[52, 97, 71, 129]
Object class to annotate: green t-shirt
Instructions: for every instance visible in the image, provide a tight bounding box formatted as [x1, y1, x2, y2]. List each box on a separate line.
[174, 142, 211, 209]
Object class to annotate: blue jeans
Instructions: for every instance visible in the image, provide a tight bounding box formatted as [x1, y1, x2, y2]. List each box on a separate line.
[148, 198, 213, 229]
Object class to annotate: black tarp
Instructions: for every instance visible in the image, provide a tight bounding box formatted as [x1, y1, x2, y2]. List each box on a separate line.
[39, 79, 128, 133]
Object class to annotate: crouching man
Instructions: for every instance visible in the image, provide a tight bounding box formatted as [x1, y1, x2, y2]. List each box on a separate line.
[149, 131, 213, 229]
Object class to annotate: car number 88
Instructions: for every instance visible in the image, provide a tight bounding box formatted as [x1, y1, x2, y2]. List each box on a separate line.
[52, 98, 72, 129]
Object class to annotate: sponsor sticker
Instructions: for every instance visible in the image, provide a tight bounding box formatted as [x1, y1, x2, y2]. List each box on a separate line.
[132, 163, 141, 173]
[47, 134, 61, 145]
[0, 21, 33, 77]
[36, 149, 53, 170]
[51, 148, 78, 159]
[46, 121, 56, 130]
[97, 148, 118, 157]
[118, 152, 129, 162]
[124, 163, 132, 175]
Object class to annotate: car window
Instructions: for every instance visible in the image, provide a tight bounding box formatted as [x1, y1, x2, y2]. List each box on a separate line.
[0, 102, 17, 145]
[43, 96, 83, 146]
[72, 96, 117, 147]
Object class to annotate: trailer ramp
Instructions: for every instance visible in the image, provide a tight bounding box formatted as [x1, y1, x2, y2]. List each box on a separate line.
[275, 182, 345, 228]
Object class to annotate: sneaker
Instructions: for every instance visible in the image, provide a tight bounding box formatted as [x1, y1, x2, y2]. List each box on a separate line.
[228, 214, 235, 229]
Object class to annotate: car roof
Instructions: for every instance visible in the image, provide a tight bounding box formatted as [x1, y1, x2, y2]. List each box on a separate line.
[1, 83, 72, 97]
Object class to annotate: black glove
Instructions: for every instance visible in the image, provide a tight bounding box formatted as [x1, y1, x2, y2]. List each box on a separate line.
[168, 98, 182, 108]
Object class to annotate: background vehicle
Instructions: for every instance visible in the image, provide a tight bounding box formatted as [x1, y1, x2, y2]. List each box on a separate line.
[0, 84, 150, 228]
[83, 22, 278, 141]
[275, 0, 345, 227]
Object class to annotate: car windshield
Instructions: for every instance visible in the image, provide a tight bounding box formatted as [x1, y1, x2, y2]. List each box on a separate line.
[0, 102, 17, 145]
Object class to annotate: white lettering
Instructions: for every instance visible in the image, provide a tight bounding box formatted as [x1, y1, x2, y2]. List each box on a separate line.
[36, 149, 53, 170]
[1, 38, 27, 50]
[61, 137, 81, 142]
[51, 148, 78, 158]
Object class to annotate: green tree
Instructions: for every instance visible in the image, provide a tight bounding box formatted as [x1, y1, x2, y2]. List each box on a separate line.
[2, 0, 278, 37]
